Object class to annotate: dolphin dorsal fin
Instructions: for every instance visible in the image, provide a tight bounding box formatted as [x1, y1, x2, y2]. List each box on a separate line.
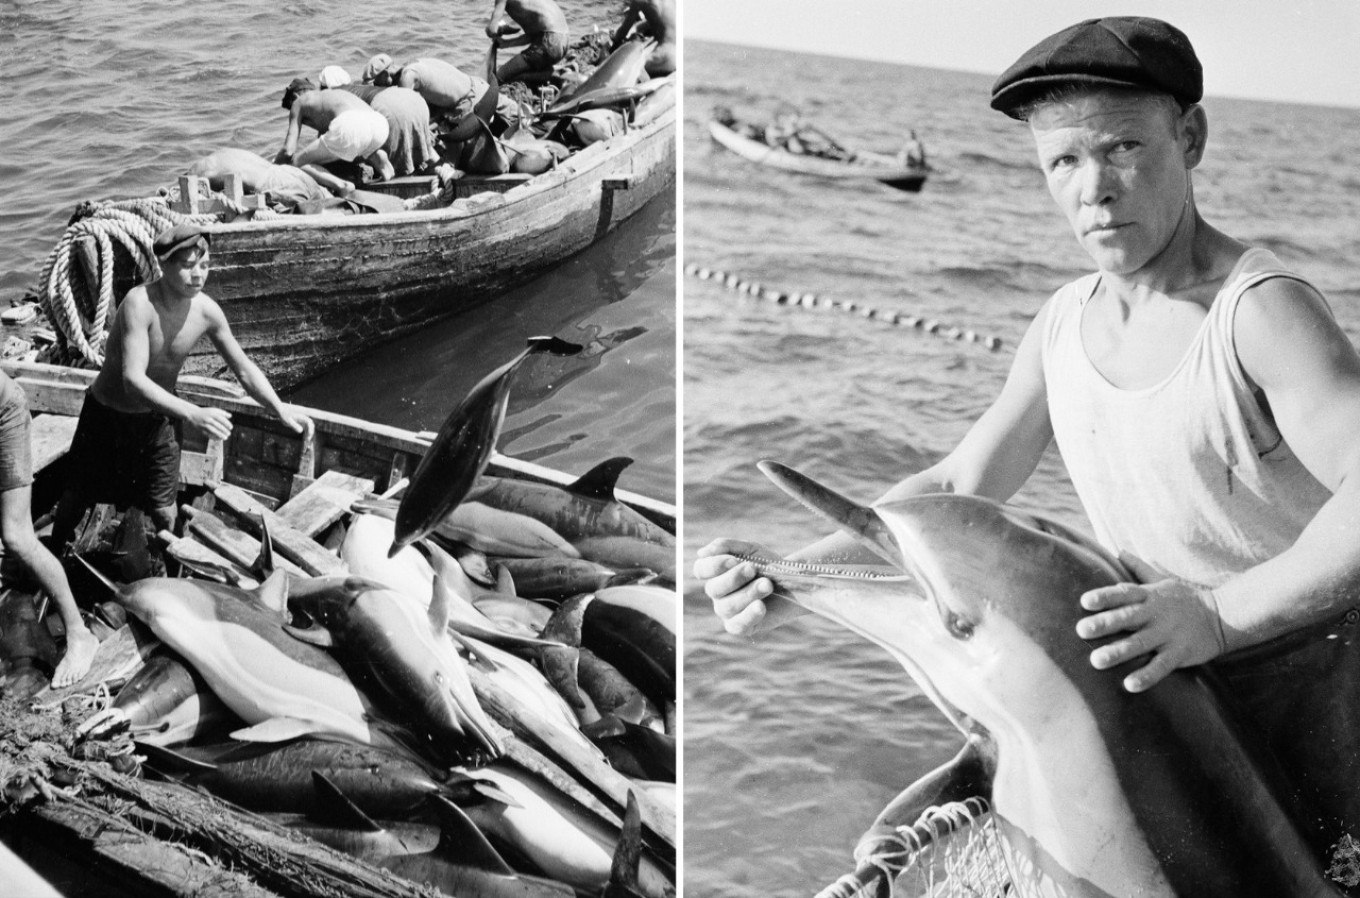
[567, 457, 634, 501]
[428, 794, 516, 873]
[255, 569, 291, 617]
[608, 790, 644, 894]
[429, 569, 454, 635]
[311, 771, 383, 832]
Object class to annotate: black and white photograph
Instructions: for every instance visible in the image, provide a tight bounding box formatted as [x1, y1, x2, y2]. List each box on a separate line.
[684, 2, 1360, 896]
[0, 0, 675, 895]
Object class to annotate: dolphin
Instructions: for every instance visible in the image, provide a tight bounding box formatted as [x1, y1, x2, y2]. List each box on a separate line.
[543, 41, 654, 117]
[742, 460, 1347, 898]
[80, 561, 392, 747]
[470, 456, 675, 548]
[392, 336, 583, 557]
[285, 574, 504, 761]
[135, 737, 506, 819]
[79, 646, 239, 745]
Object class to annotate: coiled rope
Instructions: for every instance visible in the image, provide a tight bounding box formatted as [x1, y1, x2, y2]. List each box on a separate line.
[685, 262, 1005, 353]
[36, 196, 219, 367]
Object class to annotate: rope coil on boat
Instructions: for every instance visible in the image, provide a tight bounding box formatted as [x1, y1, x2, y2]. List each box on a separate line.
[36, 198, 216, 367]
[685, 262, 1005, 353]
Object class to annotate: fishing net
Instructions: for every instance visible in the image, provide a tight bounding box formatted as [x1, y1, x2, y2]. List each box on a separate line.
[816, 798, 1017, 898]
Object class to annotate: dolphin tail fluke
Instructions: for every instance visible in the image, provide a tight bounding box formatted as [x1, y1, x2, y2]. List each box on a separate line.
[756, 460, 908, 570]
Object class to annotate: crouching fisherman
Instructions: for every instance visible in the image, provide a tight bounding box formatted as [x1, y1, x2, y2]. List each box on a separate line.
[50, 223, 312, 556]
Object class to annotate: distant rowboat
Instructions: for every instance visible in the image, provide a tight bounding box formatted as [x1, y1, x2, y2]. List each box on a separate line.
[707, 118, 927, 193]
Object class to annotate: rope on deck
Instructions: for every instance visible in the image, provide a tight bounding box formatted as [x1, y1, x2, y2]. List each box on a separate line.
[36, 198, 218, 367]
[685, 262, 1005, 353]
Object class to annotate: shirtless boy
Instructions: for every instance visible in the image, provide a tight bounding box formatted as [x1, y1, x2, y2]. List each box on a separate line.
[612, 0, 675, 76]
[51, 223, 312, 552]
[277, 78, 396, 185]
[485, 0, 570, 84]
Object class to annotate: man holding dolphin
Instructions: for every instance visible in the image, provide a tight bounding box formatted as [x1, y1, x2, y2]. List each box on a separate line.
[697, 18, 1360, 697]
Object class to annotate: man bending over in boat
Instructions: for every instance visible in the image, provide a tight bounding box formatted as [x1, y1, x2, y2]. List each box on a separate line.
[50, 223, 312, 559]
[698, 16, 1360, 874]
[0, 371, 97, 686]
[276, 78, 396, 186]
[486, 0, 570, 85]
[612, 0, 675, 77]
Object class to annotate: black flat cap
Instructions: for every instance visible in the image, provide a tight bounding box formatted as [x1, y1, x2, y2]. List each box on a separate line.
[153, 222, 210, 260]
[990, 17, 1202, 119]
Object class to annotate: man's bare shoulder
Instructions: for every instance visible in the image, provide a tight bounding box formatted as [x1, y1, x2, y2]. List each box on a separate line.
[1236, 275, 1353, 388]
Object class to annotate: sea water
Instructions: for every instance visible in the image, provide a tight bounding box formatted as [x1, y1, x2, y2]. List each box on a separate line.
[0, 0, 675, 501]
[683, 39, 1360, 897]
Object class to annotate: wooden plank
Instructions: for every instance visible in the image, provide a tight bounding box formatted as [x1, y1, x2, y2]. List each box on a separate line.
[179, 437, 224, 488]
[158, 530, 258, 587]
[180, 505, 305, 577]
[29, 415, 78, 472]
[212, 483, 346, 576]
[274, 469, 374, 538]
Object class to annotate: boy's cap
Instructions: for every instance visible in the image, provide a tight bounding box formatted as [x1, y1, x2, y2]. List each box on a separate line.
[153, 223, 210, 260]
[990, 17, 1202, 119]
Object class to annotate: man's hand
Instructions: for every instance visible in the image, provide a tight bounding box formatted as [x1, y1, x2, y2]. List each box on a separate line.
[1076, 553, 1227, 693]
[186, 405, 233, 441]
[694, 539, 775, 637]
[280, 409, 314, 438]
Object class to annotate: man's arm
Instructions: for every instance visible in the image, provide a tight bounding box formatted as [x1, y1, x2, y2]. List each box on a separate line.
[698, 299, 1057, 636]
[279, 102, 305, 162]
[202, 299, 312, 435]
[612, 3, 643, 47]
[1079, 277, 1360, 690]
[486, 0, 510, 40]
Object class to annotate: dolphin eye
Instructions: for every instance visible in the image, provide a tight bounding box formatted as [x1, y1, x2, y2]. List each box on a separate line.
[944, 609, 975, 640]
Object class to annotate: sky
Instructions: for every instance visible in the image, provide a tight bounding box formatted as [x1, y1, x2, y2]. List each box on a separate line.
[684, 0, 1360, 110]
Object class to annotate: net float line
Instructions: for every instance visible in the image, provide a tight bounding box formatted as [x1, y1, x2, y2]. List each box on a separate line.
[685, 262, 1004, 353]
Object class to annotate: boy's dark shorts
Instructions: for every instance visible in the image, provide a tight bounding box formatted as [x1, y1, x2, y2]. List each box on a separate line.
[65, 390, 180, 511]
[0, 372, 34, 492]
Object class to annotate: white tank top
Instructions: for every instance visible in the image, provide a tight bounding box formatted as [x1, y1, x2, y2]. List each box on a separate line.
[1042, 247, 1331, 588]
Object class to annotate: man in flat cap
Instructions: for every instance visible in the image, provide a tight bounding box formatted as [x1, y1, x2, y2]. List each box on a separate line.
[52, 222, 312, 557]
[698, 15, 1360, 877]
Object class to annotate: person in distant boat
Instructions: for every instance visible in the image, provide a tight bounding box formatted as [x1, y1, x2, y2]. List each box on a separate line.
[897, 129, 927, 169]
[485, 0, 570, 85]
[276, 77, 396, 185]
[324, 63, 439, 179]
[0, 372, 97, 687]
[364, 55, 514, 144]
[699, 17, 1360, 698]
[612, 0, 675, 77]
[188, 147, 346, 211]
[50, 223, 312, 558]
[765, 108, 850, 160]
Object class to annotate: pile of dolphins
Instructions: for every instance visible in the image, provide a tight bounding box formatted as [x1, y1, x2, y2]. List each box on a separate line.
[741, 460, 1360, 898]
[63, 337, 677, 898]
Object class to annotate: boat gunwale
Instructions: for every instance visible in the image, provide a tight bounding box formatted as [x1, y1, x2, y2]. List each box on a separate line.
[0, 359, 676, 529]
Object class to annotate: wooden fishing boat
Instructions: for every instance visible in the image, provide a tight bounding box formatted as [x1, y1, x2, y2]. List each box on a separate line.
[707, 117, 927, 193]
[38, 89, 676, 392]
[0, 357, 676, 898]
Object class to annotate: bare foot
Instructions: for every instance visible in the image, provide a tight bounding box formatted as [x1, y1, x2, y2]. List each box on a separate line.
[52, 626, 98, 688]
